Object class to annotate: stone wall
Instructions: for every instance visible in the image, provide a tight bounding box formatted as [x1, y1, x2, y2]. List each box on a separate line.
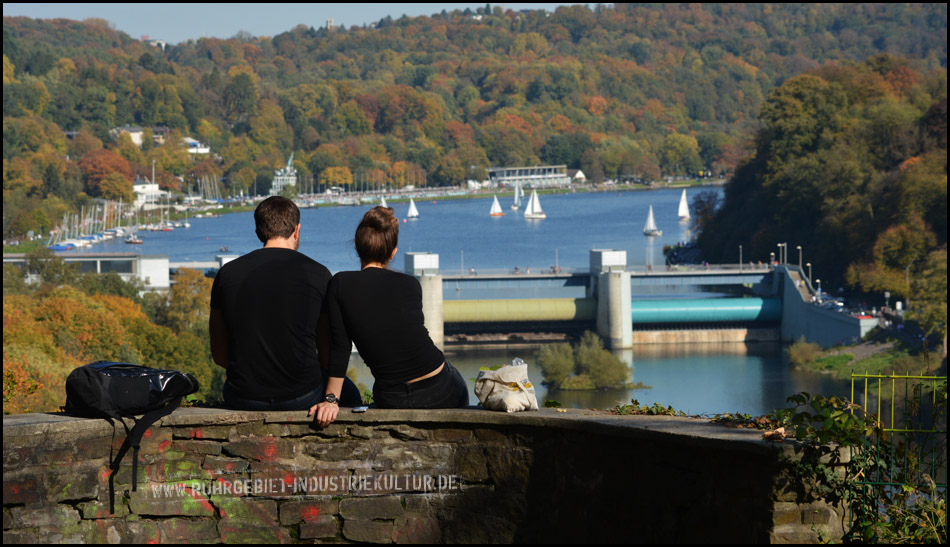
[3, 408, 845, 543]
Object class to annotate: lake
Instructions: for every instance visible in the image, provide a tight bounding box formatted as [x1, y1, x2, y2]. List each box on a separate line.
[83, 186, 849, 414]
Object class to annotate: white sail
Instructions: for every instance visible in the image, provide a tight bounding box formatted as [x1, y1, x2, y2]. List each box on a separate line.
[490, 195, 505, 216]
[407, 198, 419, 218]
[524, 189, 546, 219]
[511, 182, 523, 210]
[643, 205, 662, 236]
[678, 189, 690, 221]
[380, 196, 388, 208]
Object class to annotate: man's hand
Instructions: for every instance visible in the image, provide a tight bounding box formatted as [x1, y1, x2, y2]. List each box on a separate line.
[308, 401, 339, 428]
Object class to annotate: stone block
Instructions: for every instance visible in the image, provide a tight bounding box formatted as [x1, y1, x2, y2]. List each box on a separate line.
[303, 439, 375, 461]
[769, 523, 819, 544]
[77, 499, 130, 519]
[340, 496, 405, 520]
[4, 529, 39, 543]
[84, 518, 161, 543]
[771, 502, 801, 527]
[388, 425, 428, 441]
[35, 522, 94, 544]
[173, 425, 232, 440]
[217, 519, 292, 543]
[393, 515, 441, 544]
[9, 504, 80, 528]
[45, 461, 101, 502]
[2, 471, 43, 505]
[278, 499, 340, 525]
[474, 428, 508, 443]
[202, 455, 250, 475]
[454, 445, 490, 482]
[311, 423, 348, 438]
[349, 425, 375, 439]
[432, 428, 473, 442]
[343, 519, 395, 543]
[3, 507, 11, 529]
[299, 515, 340, 539]
[212, 495, 278, 524]
[801, 505, 833, 525]
[233, 421, 285, 438]
[486, 446, 532, 484]
[128, 485, 215, 517]
[171, 440, 222, 455]
[380, 443, 454, 473]
[4, 436, 111, 469]
[403, 495, 431, 514]
[282, 423, 318, 436]
[159, 517, 220, 542]
[223, 437, 297, 462]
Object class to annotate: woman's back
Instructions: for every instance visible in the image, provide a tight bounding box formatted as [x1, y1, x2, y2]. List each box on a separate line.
[327, 268, 444, 385]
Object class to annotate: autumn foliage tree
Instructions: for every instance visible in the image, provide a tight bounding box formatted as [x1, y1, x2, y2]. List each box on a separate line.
[78, 148, 132, 198]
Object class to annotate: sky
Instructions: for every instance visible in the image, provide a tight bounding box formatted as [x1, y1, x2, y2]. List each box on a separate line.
[3, 3, 576, 44]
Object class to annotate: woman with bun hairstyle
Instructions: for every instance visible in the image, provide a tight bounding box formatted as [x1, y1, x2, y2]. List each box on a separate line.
[327, 206, 469, 408]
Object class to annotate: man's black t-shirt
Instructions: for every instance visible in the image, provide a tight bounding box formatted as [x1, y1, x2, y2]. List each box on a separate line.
[210, 248, 333, 400]
[327, 268, 444, 385]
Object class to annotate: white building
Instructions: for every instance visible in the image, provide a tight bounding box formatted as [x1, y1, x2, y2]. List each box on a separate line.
[270, 154, 298, 196]
[3, 253, 170, 291]
[132, 177, 168, 210]
[488, 165, 570, 188]
[182, 137, 211, 155]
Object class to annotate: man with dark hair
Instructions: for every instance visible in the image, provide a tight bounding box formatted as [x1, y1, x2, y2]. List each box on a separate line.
[210, 196, 360, 426]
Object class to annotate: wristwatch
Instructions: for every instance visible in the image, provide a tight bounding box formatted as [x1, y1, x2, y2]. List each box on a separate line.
[324, 393, 339, 405]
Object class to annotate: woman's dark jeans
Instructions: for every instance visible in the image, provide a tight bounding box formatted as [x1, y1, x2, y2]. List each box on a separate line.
[223, 377, 362, 411]
[372, 361, 469, 409]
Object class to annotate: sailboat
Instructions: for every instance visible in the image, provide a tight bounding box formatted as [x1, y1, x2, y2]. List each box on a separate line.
[489, 195, 505, 217]
[511, 182, 523, 211]
[407, 197, 419, 219]
[643, 205, 662, 236]
[524, 189, 546, 220]
[380, 196, 388, 208]
[678, 189, 690, 222]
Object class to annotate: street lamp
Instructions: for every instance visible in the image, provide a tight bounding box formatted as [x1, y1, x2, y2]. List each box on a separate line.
[816, 279, 821, 296]
[739, 245, 743, 272]
[797, 245, 802, 268]
[770, 252, 775, 266]
[806, 263, 812, 284]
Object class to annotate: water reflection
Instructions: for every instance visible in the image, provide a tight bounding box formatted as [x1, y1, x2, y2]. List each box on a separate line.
[343, 342, 850, 416]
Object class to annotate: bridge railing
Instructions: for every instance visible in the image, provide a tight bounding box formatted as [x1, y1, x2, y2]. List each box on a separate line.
[437, 264, 774, 278]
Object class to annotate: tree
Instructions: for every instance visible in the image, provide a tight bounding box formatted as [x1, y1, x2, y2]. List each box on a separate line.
[658, 133, 702, 177]
[689, 191, 722, 238]
[909, 247, 947, 357]
[79, 149, 132, 197]
[98, 172, 134, 203]
[25, 248, 79, 287]
[223, 72, 258, 127]
[322, 166, 353, 188]
[846, 214, 937, 306]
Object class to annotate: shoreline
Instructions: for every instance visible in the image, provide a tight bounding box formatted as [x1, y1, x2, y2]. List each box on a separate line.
[3, 180, 724, 255]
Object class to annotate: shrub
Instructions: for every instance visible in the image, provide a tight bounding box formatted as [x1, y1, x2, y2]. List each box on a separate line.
[536, 343, 574, 388]
[536, 331, 631, 390]
[787, 337, 821, 366]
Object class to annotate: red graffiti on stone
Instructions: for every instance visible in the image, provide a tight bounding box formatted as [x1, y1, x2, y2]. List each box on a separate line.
[259, 438, 278, 461]
[182, 485, 215, 513]
[302, 505, 321, 522]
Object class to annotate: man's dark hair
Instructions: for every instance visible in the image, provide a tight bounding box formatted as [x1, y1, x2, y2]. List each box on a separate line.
[254, 196, 300, 243]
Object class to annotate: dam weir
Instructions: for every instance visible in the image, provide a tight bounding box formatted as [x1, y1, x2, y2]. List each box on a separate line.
[405, 250, 878, 349]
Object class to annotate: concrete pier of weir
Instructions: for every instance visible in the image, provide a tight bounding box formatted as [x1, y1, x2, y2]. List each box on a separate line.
[406, 250, 878, 350]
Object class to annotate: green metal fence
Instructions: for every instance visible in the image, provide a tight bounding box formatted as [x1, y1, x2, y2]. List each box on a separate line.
[848, 373, 947, 542]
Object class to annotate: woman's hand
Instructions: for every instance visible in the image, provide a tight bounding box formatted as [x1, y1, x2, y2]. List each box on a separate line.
[309, 401, 339, 428]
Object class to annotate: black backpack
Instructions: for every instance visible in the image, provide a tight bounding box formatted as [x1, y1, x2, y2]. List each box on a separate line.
[65, 361, 199, 513]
